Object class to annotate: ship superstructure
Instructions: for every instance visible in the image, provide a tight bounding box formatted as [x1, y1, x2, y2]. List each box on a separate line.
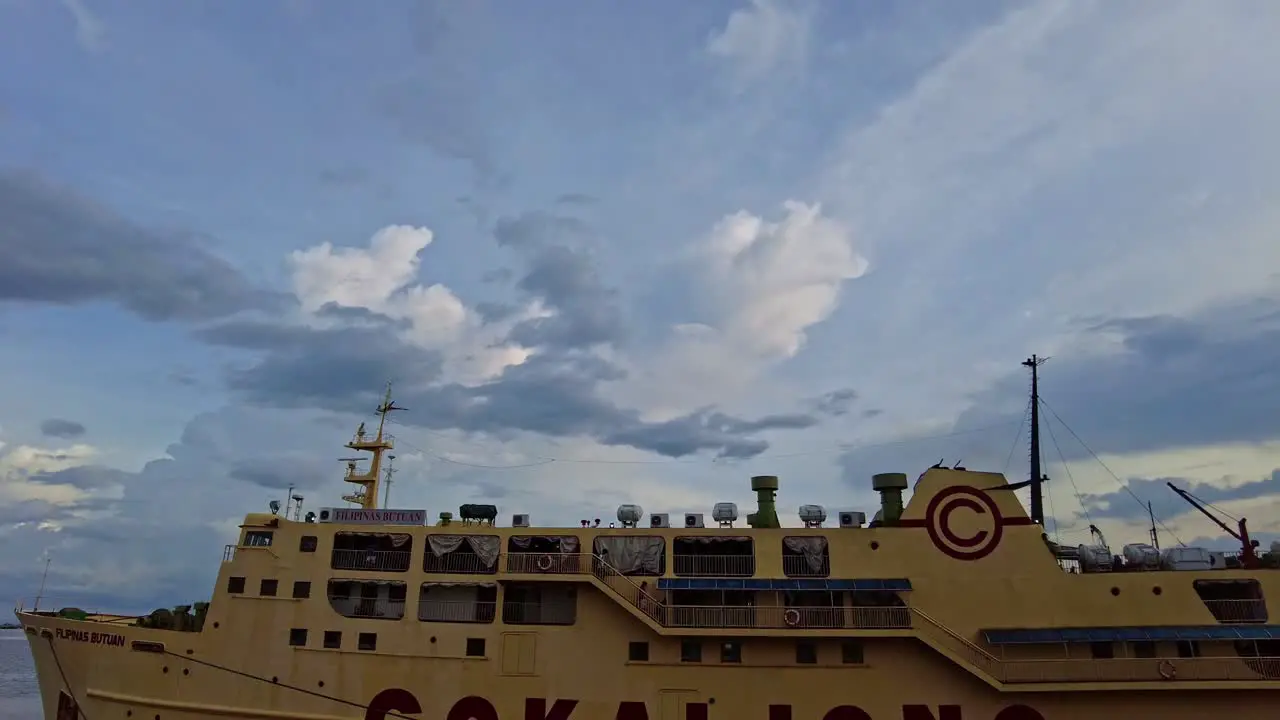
[15, 366, 1280, 720]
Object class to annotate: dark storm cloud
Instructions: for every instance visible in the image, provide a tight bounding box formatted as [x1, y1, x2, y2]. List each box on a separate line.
[807, 388, 858, 417]
[0, 170, 281, 321]
[200, 314, 818, 459]
[1079, 469, 1280, 523]
[953, 296, 1280, 461]
[196, 320, 443, 412]
[836, 294, 1280, 521]
[494, 211, 625, 350]
[40, 418, 86, 439]
[378, 0, 503, 182]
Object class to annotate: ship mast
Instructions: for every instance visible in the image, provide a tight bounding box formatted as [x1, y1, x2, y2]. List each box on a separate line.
[1022, 355, 1047, 526]
[341, 384, 404, 510]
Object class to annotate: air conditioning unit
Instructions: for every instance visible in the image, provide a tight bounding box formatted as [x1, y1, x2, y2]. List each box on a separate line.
[684, 513, 705, 528]
[838, 511, 866, 528]
[650, 513, 670, 528]
[317, 508, 334, 523]
[512, 513, 531, 528]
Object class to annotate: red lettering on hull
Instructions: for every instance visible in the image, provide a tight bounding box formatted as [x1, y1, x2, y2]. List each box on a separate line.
[361, 690, 1043, 720]
[823, 707, 874, 720]
[903, 706, 963, 720]
[526, 698, 580, 720]
[365, 688, 422, 720]
[449, 696, 500, 720]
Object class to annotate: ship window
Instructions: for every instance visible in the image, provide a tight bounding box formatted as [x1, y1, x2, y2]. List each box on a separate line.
[244, 531, 274, 547]
[333, 532, 413, 573]
[260, 579, 278, 597]
[841, 640, 864, 664]
[289, 628, 307, 646]
[293, 581, 311, 599]
[720, 640, 742, 663]
[419, 582, 497, 623]
[358, 632, 377, 651]
[1177, 640, 1200, 658]
[423, 534, 499, 574]
[680, 640, 702, 663]
[796, 641, 818, 664]
[782, 537, 830, 578]
[226, 576, 246, 594]
[323, 631, 341, 649]
[466, 638, 486, 657]
[628, 641, 649, 662]
[328, 579, 407, 620]
[502, 583, 577, 625]
[300, 535, 318, 553]
[1090, 641, 1114, 659]
[673, 536, 754, 577]
[1131, 641, 1156, 659]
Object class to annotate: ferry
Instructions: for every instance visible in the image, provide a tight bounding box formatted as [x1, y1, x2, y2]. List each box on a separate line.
[14, 361, 1280, 720]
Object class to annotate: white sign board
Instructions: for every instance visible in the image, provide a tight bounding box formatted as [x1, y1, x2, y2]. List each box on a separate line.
[318, 507, 426, 525]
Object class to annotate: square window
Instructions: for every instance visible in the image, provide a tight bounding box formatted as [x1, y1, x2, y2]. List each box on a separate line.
[1132, 641, 1156, 659]
[680, 640, 702, 663]
[226, 576, 246, 594]
[292, 581, 311, 599]
[720, 641, 742, 664]
[1090, 641, 1114, 659]
[299, 535, 318, 552]
[323, 631, 341, 649]
[358, 632, 377, 651]
[796, 641, 817, 664]
[841, 640, 864, 664]
[466, 638, 486, 657]
[260, 579, 278, 597]
[289, 628, 307, 646]
[1177, 640, 1200, 658]
[628, 641, 649, 662]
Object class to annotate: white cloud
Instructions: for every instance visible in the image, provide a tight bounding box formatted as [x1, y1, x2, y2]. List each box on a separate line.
[707, 0, 811, 90]
[58, 0, 105, 53]
[620, 201, 865, 417]
[288, 225, 535, 384]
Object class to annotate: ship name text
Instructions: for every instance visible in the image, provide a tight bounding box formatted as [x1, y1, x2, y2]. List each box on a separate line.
[364, 691, 1045, 720]
[54, 627, 125, 647]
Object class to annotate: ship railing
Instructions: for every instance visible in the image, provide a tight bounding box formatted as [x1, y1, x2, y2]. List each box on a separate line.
[664, 605, 910, 630]
[501, 601, 576, 626]
[327, 595, 406, 620]
[423, 553, 499, 574]
[588, 556, 668, 625]
[1203, 598, 1269, 623]
[782, 555, 831, 578]
[416, 600, 497, 623]
[908, 607, 1005, 681]
[1001, 655, 1280, 683]
[504, 552, 589, 574]
[672, 554, 755, 577]
[331, 548, 412, 573]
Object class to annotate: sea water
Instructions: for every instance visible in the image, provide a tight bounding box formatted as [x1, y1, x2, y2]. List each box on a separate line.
[0, 629, 40, 719]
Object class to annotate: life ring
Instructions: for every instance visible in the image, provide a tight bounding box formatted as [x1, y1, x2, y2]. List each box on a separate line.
[1158, 660, 1176, 680]
[536, 554, 555, 572]
[783, 609, 801, 627]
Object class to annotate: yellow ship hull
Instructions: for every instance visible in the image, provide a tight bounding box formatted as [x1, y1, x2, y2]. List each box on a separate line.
[17, 608, 1279, 720]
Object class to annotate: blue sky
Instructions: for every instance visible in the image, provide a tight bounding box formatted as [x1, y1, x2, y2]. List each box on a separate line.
[3, 0, 1280, 611]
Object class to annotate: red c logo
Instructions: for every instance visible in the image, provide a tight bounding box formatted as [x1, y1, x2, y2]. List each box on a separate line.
[925, 486, 1004, 561]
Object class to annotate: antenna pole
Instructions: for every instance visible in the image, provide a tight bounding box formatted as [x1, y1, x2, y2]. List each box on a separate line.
[382, 455, 397, 509]
[1022, 355, 1045, 526]
[34, 555, 51, 611]
[1148, 501, 1160, 550]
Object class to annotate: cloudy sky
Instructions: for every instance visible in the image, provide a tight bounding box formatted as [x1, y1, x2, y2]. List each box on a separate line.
[3, 0, 1280, 612]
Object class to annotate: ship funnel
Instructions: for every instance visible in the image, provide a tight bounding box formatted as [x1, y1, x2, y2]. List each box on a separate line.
[746, 475, 780, 529]
[872, 472, 909, 524]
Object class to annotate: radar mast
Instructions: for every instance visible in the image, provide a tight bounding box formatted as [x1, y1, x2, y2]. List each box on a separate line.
[341, 384, 404, 509]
